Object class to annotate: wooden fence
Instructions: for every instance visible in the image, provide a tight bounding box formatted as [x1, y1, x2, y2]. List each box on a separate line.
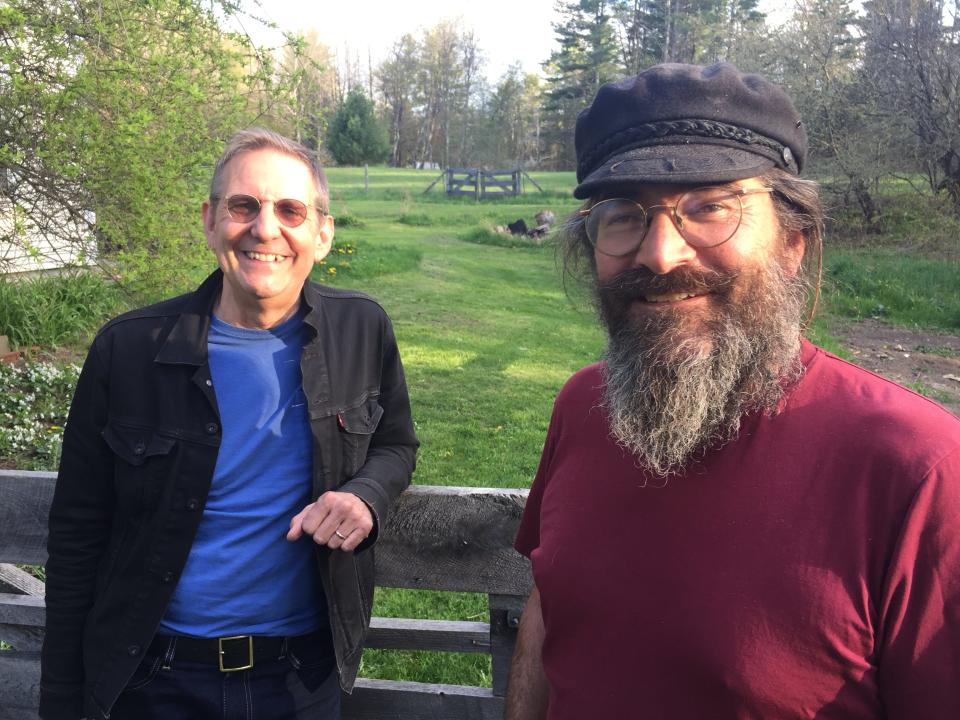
[0, 471, 532, 719]
[424, 168, 543, 199]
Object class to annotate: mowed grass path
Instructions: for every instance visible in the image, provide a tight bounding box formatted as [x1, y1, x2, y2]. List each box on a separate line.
[321, 168, 603, 490]
[317, 168, 602, 685]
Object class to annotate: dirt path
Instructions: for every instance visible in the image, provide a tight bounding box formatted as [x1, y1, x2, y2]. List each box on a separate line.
[829, 319, 960, 417]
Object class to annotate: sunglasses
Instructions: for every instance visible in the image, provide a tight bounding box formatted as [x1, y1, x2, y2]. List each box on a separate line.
[217, 194, 321, 228]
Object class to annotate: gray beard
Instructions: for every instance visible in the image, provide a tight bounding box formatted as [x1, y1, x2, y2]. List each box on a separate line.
[598, 259, 807, 477]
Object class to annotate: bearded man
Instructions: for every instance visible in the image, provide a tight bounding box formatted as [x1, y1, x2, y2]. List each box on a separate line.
[505, 63, 960, 720]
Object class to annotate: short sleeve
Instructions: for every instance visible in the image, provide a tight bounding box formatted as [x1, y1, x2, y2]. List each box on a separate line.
[515, 396, 564, 558]
[877, 446, 960, 718]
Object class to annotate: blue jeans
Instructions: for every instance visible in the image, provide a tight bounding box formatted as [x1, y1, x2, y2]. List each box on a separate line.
[109, 635, 341, 720]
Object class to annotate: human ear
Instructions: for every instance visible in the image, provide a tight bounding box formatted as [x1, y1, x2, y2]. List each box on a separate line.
[781, 230, 806, 277]
[314, 214, 335, 263]
[202, 201, 215, 250]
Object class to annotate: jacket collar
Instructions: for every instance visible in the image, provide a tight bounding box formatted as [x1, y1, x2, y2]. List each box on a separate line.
[154, 270, 321, 365]
[301, 279, 323, 336]
[154, 270, 222, 366]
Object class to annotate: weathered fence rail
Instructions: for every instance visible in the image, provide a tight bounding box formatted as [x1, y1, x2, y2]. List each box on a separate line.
[423, 168, 543, 198]
[0, 471, 532, 719]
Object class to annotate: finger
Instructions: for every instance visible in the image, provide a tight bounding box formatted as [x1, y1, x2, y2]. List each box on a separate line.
[286, 503, 315, 541]
[324, 526, 350, 551]
[300, 501, 336, 537]
[338, 527, 367, 553]
[311, 512, 348, 547]
[324, 491, 375, 530]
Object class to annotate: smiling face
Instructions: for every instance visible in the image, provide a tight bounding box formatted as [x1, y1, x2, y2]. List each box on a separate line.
[590, 177, 810, 475]
[203, 148, 333, 328]
[593, 177, 804, 351]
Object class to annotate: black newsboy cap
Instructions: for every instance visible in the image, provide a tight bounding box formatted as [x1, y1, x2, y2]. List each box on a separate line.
[574, 62, 807, 199]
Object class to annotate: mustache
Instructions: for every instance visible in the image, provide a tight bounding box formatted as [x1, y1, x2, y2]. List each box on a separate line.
[597, 266, 739, 301]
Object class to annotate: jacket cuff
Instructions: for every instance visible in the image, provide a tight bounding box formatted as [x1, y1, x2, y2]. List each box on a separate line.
[342, 478, 388, 553]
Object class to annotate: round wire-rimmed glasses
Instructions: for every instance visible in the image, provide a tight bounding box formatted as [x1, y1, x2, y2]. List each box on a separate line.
[215, 194, 323, 228]
[579, 186, 775, 256]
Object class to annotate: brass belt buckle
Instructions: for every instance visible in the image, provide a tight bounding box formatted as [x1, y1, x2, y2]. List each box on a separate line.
[218, 635, 254, 672]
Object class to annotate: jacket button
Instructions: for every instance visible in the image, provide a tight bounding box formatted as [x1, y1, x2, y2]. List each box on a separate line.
[205, 379, 212, 387]
[127, 645, 141, 656]
[161, 571, 175, 583]
[133, 442, 146, 456]
[186, 498, 199, 511]
[205, 422, 218, 435]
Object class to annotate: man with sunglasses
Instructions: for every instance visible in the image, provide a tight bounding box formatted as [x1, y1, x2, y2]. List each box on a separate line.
[40, 128, 418, 720]
[507, 63, 960, 719]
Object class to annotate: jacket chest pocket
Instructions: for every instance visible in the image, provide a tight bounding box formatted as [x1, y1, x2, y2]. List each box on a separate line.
[102, 422, 177, 511]
[336, 399, 384, 478]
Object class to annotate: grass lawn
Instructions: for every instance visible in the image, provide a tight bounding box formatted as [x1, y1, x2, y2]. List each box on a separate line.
[316, 168, 597, 685]
[321, 167, 597, 492]
[3, 166, 957, 684]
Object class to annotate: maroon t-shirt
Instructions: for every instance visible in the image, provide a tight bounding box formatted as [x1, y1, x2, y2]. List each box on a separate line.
[516, 341, 960, 719]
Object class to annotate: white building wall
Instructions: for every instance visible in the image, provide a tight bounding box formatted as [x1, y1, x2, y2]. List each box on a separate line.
[0, 202, 97, 275]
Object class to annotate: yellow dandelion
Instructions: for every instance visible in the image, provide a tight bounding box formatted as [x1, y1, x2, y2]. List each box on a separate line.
[328, 267, 337, 274]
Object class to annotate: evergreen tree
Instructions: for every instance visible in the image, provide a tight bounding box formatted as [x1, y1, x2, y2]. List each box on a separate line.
[542, 0, 620, 169]
[326, 88, 390, 166]
[614, 0, 667, 73]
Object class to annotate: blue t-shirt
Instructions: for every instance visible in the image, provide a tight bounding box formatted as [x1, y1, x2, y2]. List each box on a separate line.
[160, 310, 326, 637]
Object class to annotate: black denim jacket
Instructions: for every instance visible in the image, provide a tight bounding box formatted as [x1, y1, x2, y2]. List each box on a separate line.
[39, 271, 418, 720]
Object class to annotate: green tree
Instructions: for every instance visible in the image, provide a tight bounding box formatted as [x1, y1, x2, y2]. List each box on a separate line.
[326, 88, 390, 165]
[485, 65, 544, 166]
[378, 34, 420, 166]
[374, 20, 485, 167]
[613, 0, 767, 66]
[0, 0, 272, 293]
[614, 0, 667, 73]
[860, 0, 960, 208]
[276, 31, 340, 155]
[542, 0, 620, 169]
[777, 0, 881, 220]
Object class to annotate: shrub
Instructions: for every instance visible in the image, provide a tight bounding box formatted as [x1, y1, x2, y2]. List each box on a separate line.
[459, 226, 549, 249]
[0, 271, 123, 348]
[335, 214, 367, 229]
[398, 213, 434, 227]
[0, 360, 80, 470]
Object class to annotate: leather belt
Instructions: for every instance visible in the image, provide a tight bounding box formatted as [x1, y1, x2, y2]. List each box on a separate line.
[149, 628, 329, 672]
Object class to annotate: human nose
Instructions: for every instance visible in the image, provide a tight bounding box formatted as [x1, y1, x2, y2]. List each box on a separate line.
[250, 200, 282, 238]
[629, 206, 697, 275]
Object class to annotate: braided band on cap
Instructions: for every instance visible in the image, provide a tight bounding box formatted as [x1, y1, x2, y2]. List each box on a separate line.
[578, 118, 797, 179]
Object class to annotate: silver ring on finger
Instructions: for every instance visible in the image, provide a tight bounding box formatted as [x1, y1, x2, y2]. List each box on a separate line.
[335, 530, 348, 540]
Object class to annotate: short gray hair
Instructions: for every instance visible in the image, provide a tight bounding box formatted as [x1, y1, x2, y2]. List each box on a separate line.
[558, 169, 825, 323]
[209, 127, 329, 214]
